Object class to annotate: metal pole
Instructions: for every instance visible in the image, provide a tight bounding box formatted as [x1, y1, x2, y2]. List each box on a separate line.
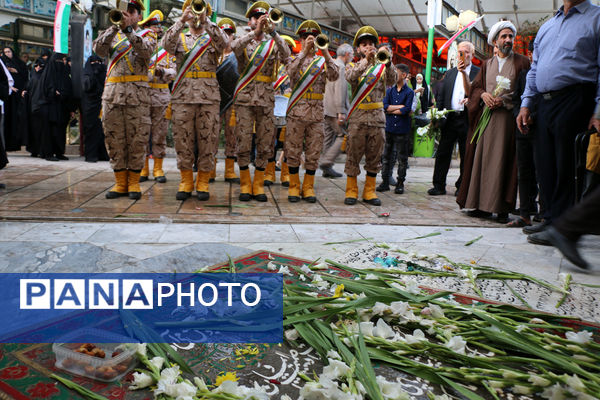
[143, 0, 149, 18]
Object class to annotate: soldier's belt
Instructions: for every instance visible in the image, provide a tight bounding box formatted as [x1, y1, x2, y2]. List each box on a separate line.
[301, 93, 324, 100]
[255, 74, 274, 83]
[106, 75, 149, 83]
[149, 83, 169, 89]
[358, 102, 383, 110]
[185, 71, 216, 79]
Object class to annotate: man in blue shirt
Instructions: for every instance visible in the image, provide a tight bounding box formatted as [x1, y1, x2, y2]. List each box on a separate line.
[517, 0, 600, 245]
[377, 64, 414, 194]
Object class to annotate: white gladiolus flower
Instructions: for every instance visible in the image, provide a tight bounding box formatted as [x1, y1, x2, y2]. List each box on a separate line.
[404, 329, 427, 345]
[373, 318, 395, 339]
[404, 280, 420, 294]
[389, 301, 410, 317]
[528, 374, 552, 387]
[566, 375, 585, 392]
[445, 336, 467, 354]
[322, 359, 351, 380]
[573, 354, 595, 362]
[159, 365, 181, 385]
[541, 383, 566, 400]
[516, 324, 527, 333]
[278, 265, 292, 275]
[326, 350, 341, 360]
[135, 343, 147, 357]
[149, 356, 165, 371]
[365, 273, 379, 280]
[416, 127, 429, 137]
[301, 264, 312, 274]
[154, 381, 197, 398]
[359, 321, 374, 336]
[311, 275, 329, 289]
[487, 381, 504, 389]
[267, 261, 278, 270]
[513, 385, 532, 395]
[371, 302, 389, 316]
[285, 328, 299, 341]
[375, 376, 410, 400]
[495, 75, 511, 92]
[129, 371, 154, 390]
[428, 304, 444, 319]
[565, 330, 593, 344]
[194, 377, 208, 391]
[281, 395, 293, 400]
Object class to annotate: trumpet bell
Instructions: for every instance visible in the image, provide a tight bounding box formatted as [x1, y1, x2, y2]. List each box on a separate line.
[109, 9, 123, 25]
[191, 0, 206, 15]
[376, 49, 391, 64]
[268, 8, 283, 24]
[315, 34, 329, 50]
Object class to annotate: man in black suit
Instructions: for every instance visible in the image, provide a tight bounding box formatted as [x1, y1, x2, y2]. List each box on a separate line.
[428, 40, 480, 196]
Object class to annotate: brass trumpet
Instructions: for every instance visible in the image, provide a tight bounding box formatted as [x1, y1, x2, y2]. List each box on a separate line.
[315, 33, 329, 50]
[109, 9, 123, 26]
[191, 0, 206, 15]
[376, 48, 391, 64]
[268, 8, 283, 24]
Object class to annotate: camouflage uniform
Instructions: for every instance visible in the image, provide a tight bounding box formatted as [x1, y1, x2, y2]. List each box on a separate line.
[285, 53, 339, 170]
[231, 27, 291, 170]
[221, 106, 237, 158]
[344, 58, 397, 177]
[162, 19, 228, 173]
[93, 25, 156, 171]
[147, 54, 176, 159]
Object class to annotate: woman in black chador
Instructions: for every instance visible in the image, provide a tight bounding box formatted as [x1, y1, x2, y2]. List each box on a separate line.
[81, 55, 108, 162]
[1, 47, 29, 151]
[39, 52, 72, 161]
[23, 58, 47, 157]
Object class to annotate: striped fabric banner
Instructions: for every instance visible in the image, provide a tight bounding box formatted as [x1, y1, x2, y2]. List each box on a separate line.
[346, 62, 386, 121]
[53, 0, 72, 54]
[286, 56, 325, 115]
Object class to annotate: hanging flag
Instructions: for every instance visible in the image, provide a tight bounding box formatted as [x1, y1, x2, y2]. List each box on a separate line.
[437, 16, 484, 57]
[54, 0, 72, 54]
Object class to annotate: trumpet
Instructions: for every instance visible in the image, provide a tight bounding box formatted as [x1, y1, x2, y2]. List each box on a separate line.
[191, 0, 206, 15]
[108, 9, 123, 26]
[376, 48, 391, 64]
[315, 33, 329, 50]
[268, 8, 283, 24]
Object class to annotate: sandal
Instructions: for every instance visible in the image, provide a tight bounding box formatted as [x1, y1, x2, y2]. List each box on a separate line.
[506, 217, 531, 228]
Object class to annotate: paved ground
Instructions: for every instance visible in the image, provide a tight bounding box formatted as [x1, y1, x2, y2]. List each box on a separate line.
[0, 153, 500, 226]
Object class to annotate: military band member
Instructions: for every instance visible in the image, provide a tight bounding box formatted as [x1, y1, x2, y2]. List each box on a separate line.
[93, 0, 156, 200]
[162, 0, 228, 201]
[344, 26, 396, 206]
[230, 1, 291, 202]
[285, 20, 338, 203]
[139, 10, 176, 184]
[216, 17, 240, 183]
[267, 34, 296, 187]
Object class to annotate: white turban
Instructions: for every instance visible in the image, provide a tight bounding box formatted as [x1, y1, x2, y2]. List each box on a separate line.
[487, 21, 517, 45]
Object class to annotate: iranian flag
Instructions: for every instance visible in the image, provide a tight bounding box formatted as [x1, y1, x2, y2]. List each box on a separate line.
[54, 0, 72, 54]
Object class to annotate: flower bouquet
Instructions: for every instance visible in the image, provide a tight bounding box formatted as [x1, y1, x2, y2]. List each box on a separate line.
[471, 75, 512, 144]
[415, 108, 455, 144]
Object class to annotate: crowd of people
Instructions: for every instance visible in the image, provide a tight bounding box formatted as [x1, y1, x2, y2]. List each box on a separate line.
[0, 0, 598, 268]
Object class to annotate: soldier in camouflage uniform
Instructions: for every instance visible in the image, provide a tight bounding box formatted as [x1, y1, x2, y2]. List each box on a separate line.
[93, 0, 156, 200]
[231, 1, 291, 202]
[162, 0, 228, 201]
[139, 10, 176, 184]
[285, 20, 338, 203]
[344, 26, 396, 206]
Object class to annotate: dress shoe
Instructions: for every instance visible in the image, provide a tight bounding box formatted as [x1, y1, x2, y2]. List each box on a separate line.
[427, 187, 446, 196]
[376, 182, 390, 192]
[394, 184, 404, 194]
[239, 193, 252, 202]
[523, 220, 550, 235]
[56, 155, 69, 160]
[197, 191, 209, 201]
[344, 197, 357, 205]
[466, 209, 492, 218]
[547, 227, 589, 270]
[288, 195, 300, 203]
[139, 175, 149, 182]
[322, 167, 342, 178]
[46, 156, 59, 162]
[496, 213, 510, 224]
[155, 176, 167, 183]
[253, 194, 268, 202]
[363, 198, 381, 206]
[0, 183, 6, 189]
[527, 231, 552, 246]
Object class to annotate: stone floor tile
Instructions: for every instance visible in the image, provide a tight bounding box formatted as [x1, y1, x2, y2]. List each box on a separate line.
[159, 223, 230, 243]
[230, 224, 298, 242]
[15, 222, 103, 242]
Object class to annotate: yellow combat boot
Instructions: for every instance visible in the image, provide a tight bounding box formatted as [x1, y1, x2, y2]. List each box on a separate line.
[139, 157, 150, 182]
[127, 170, 142, 200]
[264, 160, 276, 186]
[239, 168, 252, 202]
[301, 172, 316, 203]
[287, 167, 301, 202]
[363, 174, 382, 206]
[252, 168, 267, 202]
[224, 157, 239, 183]
[209, 157, 217, 182]
[106, 170, 129, 199]
[280, 162, 289, 187]
[344, 176, 358, 205]
[196, 170, 211, 201]
[153, 158, 166, 183]
[176, 170, 194, 200]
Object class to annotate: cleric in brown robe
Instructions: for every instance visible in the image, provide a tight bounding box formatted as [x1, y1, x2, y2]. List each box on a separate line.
[457, 21, 530, 223]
